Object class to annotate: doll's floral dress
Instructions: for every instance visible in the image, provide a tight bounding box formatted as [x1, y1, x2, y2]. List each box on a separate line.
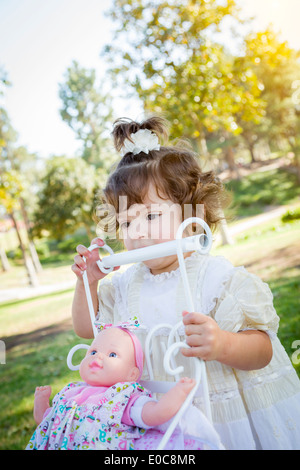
[26, 381, 150, 450]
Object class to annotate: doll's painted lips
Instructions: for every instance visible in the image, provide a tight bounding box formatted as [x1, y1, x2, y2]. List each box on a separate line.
[89, 361, 102, 370]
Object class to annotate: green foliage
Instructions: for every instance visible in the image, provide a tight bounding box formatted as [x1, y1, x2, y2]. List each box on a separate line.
[281, 207, 300, 223]
[32, 156, 101, 240]
[0, 169, 24, 213]
[59, 60, 116, 168]
[240, 29, 300, 156]
[105, 0, 262, 151]
[104, 1, 300, 167]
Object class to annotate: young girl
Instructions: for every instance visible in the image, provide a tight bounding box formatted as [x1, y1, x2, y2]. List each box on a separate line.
[27, 326, 215, 450]
[72, 116, 300, 450]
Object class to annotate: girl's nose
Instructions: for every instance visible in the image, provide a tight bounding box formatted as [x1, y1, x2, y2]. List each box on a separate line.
[128, 217, 148, 240]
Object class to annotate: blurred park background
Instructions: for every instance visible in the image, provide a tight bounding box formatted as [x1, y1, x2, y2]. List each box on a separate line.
[0, 0, 300, 449]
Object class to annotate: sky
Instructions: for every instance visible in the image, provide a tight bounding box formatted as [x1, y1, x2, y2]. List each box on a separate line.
[1, 0, 300, 159]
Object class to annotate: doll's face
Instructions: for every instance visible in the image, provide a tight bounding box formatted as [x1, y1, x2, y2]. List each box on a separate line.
[79, 328, 139, 387]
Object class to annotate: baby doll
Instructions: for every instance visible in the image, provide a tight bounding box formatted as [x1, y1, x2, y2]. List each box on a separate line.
[26, 327, 196, 450]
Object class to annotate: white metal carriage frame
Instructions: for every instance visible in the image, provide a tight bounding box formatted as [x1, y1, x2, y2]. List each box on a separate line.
[67, 218, 214, 450]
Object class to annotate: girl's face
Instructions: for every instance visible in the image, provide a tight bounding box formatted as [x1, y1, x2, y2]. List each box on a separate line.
[79, 328, 139, 387]
[118, 184, 189, 274]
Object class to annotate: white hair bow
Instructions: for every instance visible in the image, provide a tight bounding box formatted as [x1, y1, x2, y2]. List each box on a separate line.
[120, 129, 160, 156]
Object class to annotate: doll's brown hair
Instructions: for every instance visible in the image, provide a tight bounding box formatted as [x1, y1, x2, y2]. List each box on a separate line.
[97, 116, 229, 236]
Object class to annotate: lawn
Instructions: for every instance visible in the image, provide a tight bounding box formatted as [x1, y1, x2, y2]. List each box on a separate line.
[225, 167, 300, 218]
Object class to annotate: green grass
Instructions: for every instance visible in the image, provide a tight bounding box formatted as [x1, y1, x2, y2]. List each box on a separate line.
[0, 290, 75, 337]
[0, 290, 89, 450]
[269, 274, 300, 358]
[225, 168, 300, 219]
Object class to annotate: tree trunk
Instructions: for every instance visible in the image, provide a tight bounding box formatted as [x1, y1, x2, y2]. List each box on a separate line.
[9, 211, 39, 287]
[249, 144, 257, 163]
[20, 197, 43, 272]
[219, 211, 234, 246]
[224, 145, 241, 179]
[0, 245, 10, 271]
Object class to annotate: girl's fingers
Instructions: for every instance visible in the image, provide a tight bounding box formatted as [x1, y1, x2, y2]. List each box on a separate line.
[181, 346, 203, 358]
[91, 237, 104, 246]
[76, 244, 91, 258]
[185, 334, 202, 348]
[74, 254, 87, 270]
[182, 311, 207, 325]
[76, 243, 100, 262]
[184, 323, 203, 336]
[71, 263, 84, 277]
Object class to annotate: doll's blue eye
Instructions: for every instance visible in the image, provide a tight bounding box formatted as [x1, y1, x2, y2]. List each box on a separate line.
[109, 352, 117, 358]
[90, 350, 97, 355]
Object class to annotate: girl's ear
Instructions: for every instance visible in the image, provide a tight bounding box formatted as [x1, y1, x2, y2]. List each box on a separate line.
[128, 366, 140, 382]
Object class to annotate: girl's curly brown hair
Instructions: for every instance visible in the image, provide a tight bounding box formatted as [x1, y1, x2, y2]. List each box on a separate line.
[96, 116, 230, 237]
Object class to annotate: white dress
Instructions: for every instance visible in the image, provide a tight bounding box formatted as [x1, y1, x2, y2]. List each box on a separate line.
[96, 252, 300, 450]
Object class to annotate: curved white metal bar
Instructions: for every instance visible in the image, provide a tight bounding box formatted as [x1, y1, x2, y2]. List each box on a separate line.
[176, 217, 212, 312]
[67, 344, 89, 371]
[157, 340, 202, 450]
[175, 218, 213, 424]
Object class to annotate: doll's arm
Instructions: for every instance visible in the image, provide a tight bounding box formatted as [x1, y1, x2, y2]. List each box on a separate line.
[141, 378, 195, 427]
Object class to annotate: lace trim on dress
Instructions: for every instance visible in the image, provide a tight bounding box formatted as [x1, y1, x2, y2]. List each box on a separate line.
[141, 251, 200, 282]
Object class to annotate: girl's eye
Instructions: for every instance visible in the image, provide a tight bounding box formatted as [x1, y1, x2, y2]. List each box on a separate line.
[120, 221, 130, 229]
[147, 213, 160, 221]
[90, 350, 97, 356]
[109, 352, 117, 358]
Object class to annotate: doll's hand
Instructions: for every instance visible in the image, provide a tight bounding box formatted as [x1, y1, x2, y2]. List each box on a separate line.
[181, 311, 225, 362]
[71, 237, 120, 284]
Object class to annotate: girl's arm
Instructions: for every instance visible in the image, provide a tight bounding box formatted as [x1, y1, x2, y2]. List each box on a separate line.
[71, 238, 119, 339]
[72, 278, 98, 338]
[181, 311, 273, 370]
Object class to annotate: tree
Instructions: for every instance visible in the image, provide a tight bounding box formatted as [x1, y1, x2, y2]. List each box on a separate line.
[242, 28, 300, 158]
[104, 1, 265, 169]
[0, 170, 39, 286]
[0, 71, 41, 281]
[7, 146, 44, 272]
[104, 1, 241, 149]
[59, 60, 115, 168]
[33, 156, 104, 240]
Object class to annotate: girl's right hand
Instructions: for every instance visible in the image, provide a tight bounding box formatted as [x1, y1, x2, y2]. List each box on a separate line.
[71, 237, 120, 284]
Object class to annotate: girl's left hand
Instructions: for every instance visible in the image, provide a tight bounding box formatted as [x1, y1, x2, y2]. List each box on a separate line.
[181, 311, 225, 361]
